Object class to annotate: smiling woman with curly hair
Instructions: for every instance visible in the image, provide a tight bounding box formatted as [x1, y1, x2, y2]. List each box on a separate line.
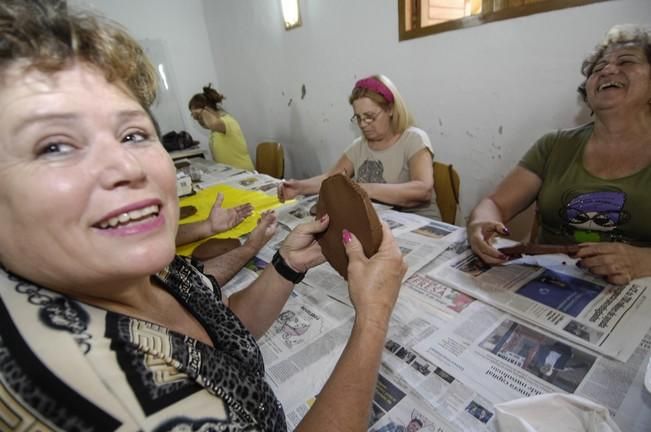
[468, 24, 651, 286]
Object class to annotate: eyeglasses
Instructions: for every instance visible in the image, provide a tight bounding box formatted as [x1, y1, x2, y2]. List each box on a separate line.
[350, 110, 384, 125]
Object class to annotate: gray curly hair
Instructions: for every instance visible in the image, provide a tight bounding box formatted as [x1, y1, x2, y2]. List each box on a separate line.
[577, 24, 651, 101]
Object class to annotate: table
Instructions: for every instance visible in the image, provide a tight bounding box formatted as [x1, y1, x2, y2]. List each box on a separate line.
[169, 146, 206, 161]
[179, 159, 651, 431]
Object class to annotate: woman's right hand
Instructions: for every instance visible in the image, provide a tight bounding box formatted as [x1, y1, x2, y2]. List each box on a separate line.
[467, 220, 509, 264]
[277, 179, 302, 202]
[279, 215, 329, 272]
[343, 223, 406, 328]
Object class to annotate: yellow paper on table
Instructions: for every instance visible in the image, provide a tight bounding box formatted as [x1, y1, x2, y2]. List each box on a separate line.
[176, 184, 286, 256]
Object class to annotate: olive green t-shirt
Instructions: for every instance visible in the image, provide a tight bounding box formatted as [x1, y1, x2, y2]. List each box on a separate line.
[520, 123, 651, 246]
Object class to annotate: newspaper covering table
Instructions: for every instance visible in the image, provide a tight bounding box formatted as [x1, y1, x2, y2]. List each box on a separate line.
[426, 232, 651, 361]
[179, 160, 651, 431]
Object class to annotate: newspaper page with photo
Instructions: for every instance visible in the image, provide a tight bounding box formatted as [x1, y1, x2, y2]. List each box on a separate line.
[381, 295, 451, 379]
[368, 366, 460, 432]
[382, 298, 502, 431]
[260, 283, 355, 416]
[412, 301, 651, 431]
[427, 244, 651, 361]
[399, 229, 478, 318]
[402, 270, 476, 319]
[281, 366, 461, 431]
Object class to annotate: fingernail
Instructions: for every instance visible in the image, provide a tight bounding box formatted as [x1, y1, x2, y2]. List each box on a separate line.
[501, 227, 510, 236]
[320, 214, 328, 223]
[342, 229, 352, 245]
[499, 254, 508, 260]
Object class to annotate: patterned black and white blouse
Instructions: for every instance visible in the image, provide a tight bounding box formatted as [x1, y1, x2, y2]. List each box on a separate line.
[0, 256, 287, 431]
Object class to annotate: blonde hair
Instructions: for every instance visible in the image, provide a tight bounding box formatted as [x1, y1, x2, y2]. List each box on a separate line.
[349, 74, 414, 134]
[0, 0, 157, 109]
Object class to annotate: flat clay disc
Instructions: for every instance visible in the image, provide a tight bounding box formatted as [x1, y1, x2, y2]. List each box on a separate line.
[179, 205, 197, 220]
[191, 238, 241, 261]
[315, 173, 382, 280]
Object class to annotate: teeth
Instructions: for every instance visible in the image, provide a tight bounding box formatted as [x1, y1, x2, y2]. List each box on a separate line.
[598, 81, 624, 91]
[98, 205, 159, 229]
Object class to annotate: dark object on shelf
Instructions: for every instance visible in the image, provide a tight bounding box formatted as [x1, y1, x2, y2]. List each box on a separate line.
[162, 130, 198, 152]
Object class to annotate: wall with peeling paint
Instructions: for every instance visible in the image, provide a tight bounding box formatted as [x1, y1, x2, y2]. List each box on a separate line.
[203, 0, 649, 228]
[71, 0, 650, 230]
[71, 0, 220, 149]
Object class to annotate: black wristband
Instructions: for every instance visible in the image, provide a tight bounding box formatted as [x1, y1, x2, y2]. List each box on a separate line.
[272, 251, 306, 284]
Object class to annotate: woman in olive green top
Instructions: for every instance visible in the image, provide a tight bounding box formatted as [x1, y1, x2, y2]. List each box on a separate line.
[468, 24, 651, 286]
[189, 85, 255, 171]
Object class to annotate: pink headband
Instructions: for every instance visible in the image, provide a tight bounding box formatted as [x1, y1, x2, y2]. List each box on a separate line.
[353, 77, 394, 104]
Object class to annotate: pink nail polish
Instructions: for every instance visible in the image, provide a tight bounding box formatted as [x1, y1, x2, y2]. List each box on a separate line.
[320, 214, 328, 223]
[342, 229, 352, 244]
[501, 227, 510, 236]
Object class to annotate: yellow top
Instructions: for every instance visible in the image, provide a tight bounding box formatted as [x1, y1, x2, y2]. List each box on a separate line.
[209, 113, 255, 171]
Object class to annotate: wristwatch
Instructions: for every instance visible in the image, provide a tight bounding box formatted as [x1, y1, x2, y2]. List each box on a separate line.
[272, 251, 306, 284]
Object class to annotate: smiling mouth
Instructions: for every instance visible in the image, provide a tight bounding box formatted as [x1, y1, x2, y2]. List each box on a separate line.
[95, 205, 160, 229]
[598, 81, 624, 91]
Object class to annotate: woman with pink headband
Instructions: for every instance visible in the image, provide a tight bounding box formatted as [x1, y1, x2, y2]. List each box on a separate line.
[278, 74, 440, 220]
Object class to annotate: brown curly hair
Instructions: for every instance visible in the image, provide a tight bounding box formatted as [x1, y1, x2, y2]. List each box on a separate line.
[188, 83, 226, 111]
[0, 0, 158, 109]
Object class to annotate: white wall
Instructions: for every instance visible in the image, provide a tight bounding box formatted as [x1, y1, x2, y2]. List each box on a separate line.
[70, 0, 649, 228]
[70, 0, 219, 147]
[203, 0, 649, 227]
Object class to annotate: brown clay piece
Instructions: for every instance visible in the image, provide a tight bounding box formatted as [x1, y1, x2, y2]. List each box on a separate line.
[179, 205, 198, 220]
[499, 243, 580, 259]
[315, 173, 382, 280]
[191, 238, 241, 261]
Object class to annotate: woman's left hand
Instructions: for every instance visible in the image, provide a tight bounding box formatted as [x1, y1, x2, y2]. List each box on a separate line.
[576, 243, 651, 285]
[208, 192, 253, 233]
[197, 108, 225, 132]
[279, 215, 329, 273]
